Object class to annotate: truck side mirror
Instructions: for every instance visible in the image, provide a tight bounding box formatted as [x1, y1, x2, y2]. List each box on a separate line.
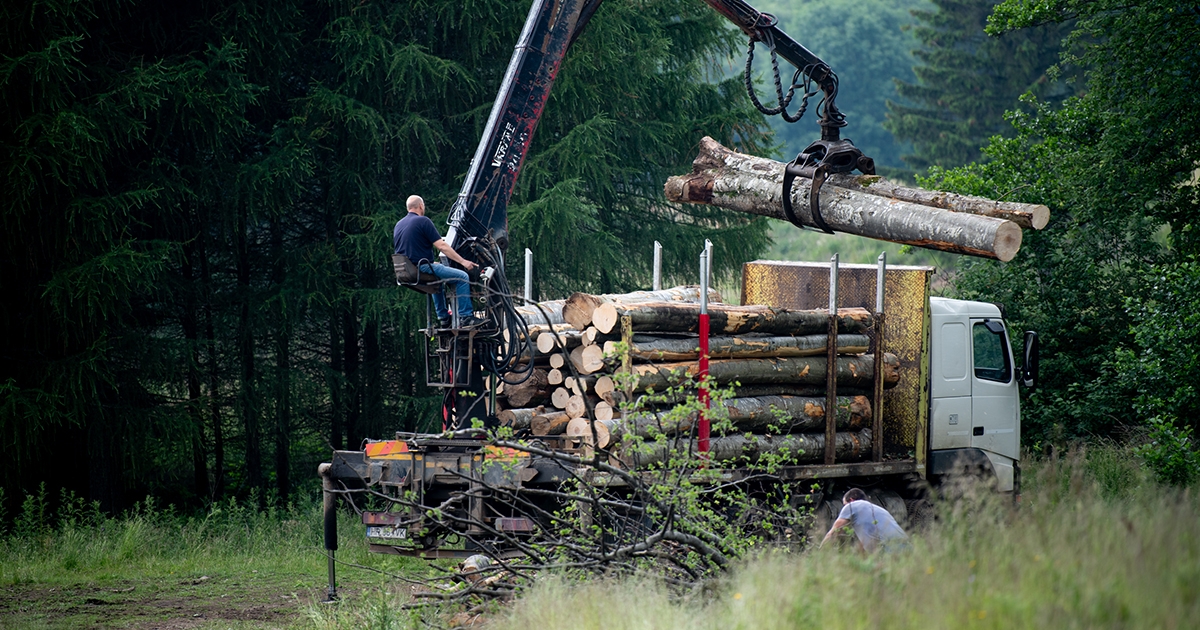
[1021, 331, 1039, 389]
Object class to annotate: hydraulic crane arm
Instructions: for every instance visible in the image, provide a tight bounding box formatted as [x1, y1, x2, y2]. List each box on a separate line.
[444, 0, 868, 253]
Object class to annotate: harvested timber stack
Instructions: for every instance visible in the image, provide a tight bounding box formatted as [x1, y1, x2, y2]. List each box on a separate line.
[562, 286, 724, 330]
[664, 137, 1046, 261]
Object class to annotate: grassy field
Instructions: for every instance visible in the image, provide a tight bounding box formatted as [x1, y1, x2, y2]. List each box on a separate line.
[2, 445, 1197, 629]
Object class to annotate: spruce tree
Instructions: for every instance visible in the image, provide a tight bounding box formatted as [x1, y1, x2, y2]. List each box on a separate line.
[884, 0, 1072, 170]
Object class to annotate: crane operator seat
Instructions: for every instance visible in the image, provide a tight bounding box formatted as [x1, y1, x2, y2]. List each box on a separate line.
[391, 253, 443, 295]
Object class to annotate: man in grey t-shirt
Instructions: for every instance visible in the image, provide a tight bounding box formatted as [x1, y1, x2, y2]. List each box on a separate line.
[821, 488, 909, 553]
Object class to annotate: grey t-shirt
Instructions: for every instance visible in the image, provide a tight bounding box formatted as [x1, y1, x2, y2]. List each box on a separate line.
[837, 500, 908, 553]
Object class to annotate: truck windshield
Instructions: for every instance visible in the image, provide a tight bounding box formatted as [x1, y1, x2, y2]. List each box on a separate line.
[973, 321, 1012, 383]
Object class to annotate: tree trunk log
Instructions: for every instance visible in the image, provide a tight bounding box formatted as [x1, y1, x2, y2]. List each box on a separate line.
[551, 387, 571, 410]
[613, 395, 869, 442]
[827, 172, 1049, 230]
[547, 368, 564, 386]
[624, 354, 899, 393]
[617, 429, 872, 467]
[504, 369, 550, 408]
[563, 286, 723, 330]
[516, 300, 567, 326]
[531, 410, 571, 435]
[549, 353, 566, 369]
[497, 406, 544, 430]
[537, 329, 583, 354]
[603, 333, 869, 362]
[665, 137, 1024, 261]
[592, 302, 873, 336]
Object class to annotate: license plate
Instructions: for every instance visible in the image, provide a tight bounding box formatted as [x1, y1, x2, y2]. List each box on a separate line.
[366, 526, 407, 540]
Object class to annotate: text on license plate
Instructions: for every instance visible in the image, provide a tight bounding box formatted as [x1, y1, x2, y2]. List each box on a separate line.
[366, 526, 407, 539]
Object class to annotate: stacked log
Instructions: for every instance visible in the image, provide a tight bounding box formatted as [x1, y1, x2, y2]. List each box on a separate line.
[495, 287, 720, 433]
[497, 287, 896, 469]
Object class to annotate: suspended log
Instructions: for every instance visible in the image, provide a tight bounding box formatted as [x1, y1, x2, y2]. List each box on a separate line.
[664, 137, 1023, 261]
[516, 300, 567, 326]
[602, 333, 869, 362]
[624, 353, 900, 393]
[504, 369, 550, 408]
[827, 172, 1050, 230]
[592, 301, 873, 336]
[563, 287, 724, 330]
[612, 395, 869, 442]
[531, 410, 571, 435]
[618, 429, 872, 468]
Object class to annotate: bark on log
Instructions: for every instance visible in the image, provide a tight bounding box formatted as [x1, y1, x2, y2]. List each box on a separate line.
[537, 329, 583, 354]
[665, 137, 1024, 261]
[633, 384, 871, 405]
[592, 302, 873, 336]
[531, 410, 571, 435]
[618, 429, 872, 467]
[827, 172, 1050, 230]
[613, 395, 869, 442]
[603, 333, 869, 362]
[504, 369, 550, 408]
[516, 300, 567, 326]
[497, 406, 544, 430]
[562, 286, 724, 330]
[624, 354, 899, 393]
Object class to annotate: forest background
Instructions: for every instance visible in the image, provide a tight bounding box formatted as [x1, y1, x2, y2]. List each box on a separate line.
[1, 0, 1197, 520]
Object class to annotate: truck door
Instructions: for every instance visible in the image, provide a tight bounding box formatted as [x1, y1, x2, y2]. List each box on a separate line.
[930, 315, 972, 450]
[969, 319, 1019, 463]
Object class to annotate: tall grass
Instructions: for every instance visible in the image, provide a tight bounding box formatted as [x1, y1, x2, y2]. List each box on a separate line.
[491, 445, 1200, 629]
[0, 489, 410, 588]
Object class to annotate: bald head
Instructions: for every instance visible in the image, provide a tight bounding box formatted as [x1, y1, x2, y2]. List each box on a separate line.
[406, 195, 425, 214]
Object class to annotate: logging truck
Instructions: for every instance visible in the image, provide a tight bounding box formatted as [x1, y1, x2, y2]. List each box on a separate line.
[316, 0, 1043, 596]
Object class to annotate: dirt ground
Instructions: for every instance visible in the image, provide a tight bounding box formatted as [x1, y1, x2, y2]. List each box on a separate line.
[0, 572, 346, 629]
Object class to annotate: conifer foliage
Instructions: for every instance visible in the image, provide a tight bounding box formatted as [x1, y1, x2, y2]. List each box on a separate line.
[0, 0, 771, 510]
[884, 0, 1072, 170]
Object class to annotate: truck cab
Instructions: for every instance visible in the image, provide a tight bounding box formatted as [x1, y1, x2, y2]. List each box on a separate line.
[929, 298, 1021, 492]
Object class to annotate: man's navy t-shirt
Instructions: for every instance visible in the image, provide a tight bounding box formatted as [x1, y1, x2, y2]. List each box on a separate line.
[393, 212, 443, 264]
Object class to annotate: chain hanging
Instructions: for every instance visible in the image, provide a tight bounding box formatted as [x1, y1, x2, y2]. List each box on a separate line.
[744, 36, 818, 124]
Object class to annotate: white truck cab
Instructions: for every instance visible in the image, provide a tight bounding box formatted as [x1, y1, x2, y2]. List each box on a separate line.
[928, 297, 1027, 492]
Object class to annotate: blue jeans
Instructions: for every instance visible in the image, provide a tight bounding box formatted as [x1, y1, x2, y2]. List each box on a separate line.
[419, 263, 473, 320]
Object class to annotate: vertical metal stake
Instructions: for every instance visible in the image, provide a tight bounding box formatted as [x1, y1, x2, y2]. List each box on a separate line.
[652, 241, 663, 291]
[872, 252, 886, 462]
[698, 249, 711, 455]
[825, 254, 839, 465]
[524, 248, 533, 303]
[704, 239, 714, 289]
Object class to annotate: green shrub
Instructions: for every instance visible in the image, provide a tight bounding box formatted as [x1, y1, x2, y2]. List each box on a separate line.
[1136, 417, 1200, 486]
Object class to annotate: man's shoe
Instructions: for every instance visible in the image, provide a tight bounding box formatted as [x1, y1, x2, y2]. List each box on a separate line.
[460, 315, 487, 328]
[437, 316, 451, 329]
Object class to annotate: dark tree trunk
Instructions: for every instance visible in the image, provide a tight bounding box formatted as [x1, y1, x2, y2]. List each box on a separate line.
[271, 222, 290, 503]
[237, 206, 262, 494]
[182, 245, 210, 501]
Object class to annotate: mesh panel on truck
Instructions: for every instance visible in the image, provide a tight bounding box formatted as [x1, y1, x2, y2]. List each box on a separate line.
[741, 260, 931, 458]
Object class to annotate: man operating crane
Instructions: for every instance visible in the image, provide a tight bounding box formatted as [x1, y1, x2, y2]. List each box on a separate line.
[393, 195, 482, 329]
